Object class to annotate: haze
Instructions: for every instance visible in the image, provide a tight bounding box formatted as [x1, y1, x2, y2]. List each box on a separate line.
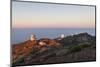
[12, 1, 95, 28]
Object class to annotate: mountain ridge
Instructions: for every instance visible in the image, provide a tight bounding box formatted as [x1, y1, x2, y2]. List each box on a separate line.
[12, 32, 96, 66]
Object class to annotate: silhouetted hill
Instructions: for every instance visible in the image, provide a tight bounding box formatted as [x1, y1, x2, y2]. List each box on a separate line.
[58, 32, 95, 46]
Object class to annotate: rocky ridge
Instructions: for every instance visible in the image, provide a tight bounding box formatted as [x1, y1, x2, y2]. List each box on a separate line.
[12, 32, 96, 66]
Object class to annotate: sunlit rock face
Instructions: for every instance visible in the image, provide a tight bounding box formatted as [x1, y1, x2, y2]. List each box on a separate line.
[12, 37, 60, 65]
[39, 38, 59, 47]
[12, 40, 38, 63]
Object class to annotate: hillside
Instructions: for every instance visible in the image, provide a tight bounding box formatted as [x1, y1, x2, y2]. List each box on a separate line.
[12, 32, 96, 67]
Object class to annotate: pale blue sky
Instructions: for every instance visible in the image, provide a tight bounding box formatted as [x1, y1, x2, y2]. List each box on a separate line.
[12, 1, 95, 28]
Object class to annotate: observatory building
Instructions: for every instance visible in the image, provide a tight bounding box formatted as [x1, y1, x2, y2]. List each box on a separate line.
[30, 34, 36, 41]
[60, 34, 65, 39]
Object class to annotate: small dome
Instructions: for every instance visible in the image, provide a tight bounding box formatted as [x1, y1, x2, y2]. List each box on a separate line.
[30, 34, 36, 41]
[60, 34, 65, 38]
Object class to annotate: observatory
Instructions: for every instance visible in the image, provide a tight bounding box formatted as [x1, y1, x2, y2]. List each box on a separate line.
[60, 34, 65, 39]
[30, 34, 36, 41]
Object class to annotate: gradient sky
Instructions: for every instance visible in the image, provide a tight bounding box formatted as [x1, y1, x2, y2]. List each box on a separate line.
[12, 1, 95, 28]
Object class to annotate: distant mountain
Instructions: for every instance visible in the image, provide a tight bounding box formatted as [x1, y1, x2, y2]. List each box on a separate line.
[12, 32, 96, 67]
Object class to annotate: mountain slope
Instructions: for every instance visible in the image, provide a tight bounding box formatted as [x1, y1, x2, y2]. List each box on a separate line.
[12, 33, 96, 66]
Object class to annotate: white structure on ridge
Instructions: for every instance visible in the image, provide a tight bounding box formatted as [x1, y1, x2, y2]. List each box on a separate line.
[60, 34, 65, 39]
[39, 41, 46, 46]
[30, 34, 36, 41]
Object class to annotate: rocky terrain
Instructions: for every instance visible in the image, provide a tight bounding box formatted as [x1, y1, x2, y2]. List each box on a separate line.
[12, 32, 96, 67]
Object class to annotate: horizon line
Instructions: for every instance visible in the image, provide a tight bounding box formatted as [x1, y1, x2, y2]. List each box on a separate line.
[12, 27, 95, 29]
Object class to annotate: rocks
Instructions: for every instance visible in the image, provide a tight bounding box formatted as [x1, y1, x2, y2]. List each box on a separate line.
[55, 49, 69, 56]
[39, 41, 46, 46]
[12, 32, 96, 66]
[39, 38, 58, 46]
[59, 33, 95, 46]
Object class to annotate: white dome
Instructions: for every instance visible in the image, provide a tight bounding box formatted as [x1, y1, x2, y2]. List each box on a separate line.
[60, 34, 65, 38]
[30, 34, 36, 41]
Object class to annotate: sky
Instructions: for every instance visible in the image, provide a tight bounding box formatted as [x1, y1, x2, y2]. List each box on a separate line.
[12, 1, 95, 28]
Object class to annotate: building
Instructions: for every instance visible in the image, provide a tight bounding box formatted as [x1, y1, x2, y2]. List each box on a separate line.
[60, 34, 65, 39]
[57, 34, 65, 40]
[30, 34, 36, 41]
[39, 41, 46, 46]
